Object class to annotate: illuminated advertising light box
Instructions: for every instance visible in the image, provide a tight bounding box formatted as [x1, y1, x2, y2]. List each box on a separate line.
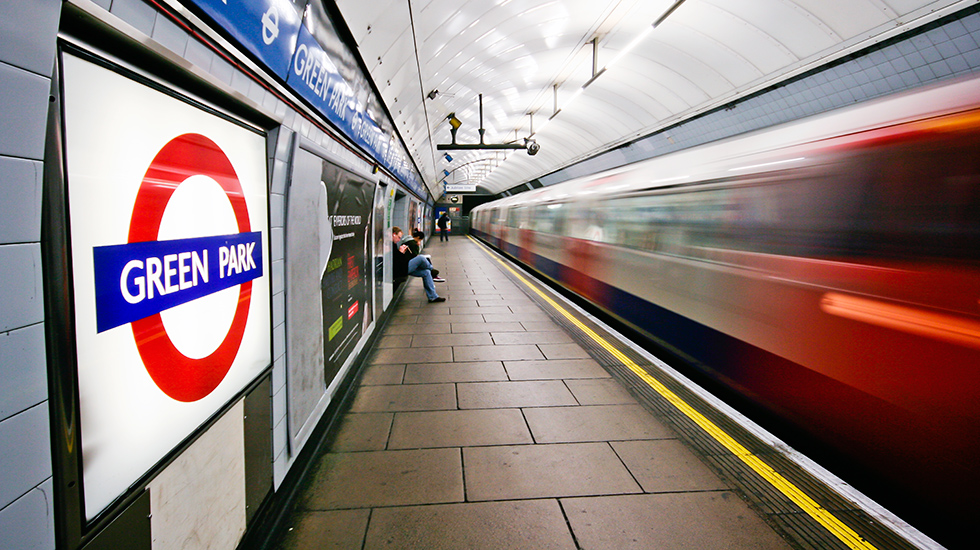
[61, 53, 271, 520]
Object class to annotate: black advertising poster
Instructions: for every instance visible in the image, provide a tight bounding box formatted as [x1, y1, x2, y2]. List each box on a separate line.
[372, 183, 387, 320]
[320, 161, 375, 384]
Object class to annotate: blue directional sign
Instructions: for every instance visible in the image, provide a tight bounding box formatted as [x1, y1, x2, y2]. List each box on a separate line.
[185, 0, 301, 81]
[287, 24, 425, 196]
[186, 0, 427, 198]
[93, 232, 264, 333]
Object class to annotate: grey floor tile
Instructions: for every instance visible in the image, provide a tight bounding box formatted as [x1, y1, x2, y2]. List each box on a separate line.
[286, 239, 791, 549]
[376, 334, 413, 348]
[349, 383, 456, 412]
[385, 323, 452, 335]
[446, 299, 479, 308]
[413, 332, 493, 347]
[504, 358, 610, 381]
[484, 313, 554, 323]
[492, 331, 573, 345]
[359, 363, 405, 385]
[392, 307, 426, 316]
[425, 314, 487, 324]
[539, 343, 592, 359]
[404, 361, 508, 383]
[457, 380, 578, 409]
[387, 315, 419, 325]
[452, 322, 525, 333]
[520, 321, 564, 332]
[565, 378, 636, 404]
[363, 500, 577, 550]
[330, 413, 393, 452]
[611, 440, 730, 493]
[388, 409, 533, 449]
[523, 404, 674, 442]
[494, 299, 536, 309]
[454, 344, 544, 362]
[371, 346, 453, 364]
[464, 443, 642, 501]
[562, 493, 793, 550]
[451, 306, 514, 315]
[278, 509, 370, 550]
[302, 449, 463, 509]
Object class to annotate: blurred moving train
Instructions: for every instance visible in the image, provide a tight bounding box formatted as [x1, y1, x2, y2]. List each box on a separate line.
[471, 75, 980, 543]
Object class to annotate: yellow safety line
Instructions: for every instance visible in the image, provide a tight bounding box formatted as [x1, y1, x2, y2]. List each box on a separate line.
[469, 236, 877, 550]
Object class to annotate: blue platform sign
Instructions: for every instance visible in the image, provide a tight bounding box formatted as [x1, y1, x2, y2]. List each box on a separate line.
[93, 232, 264, 333]
[185, 0, 427, 198]
[287, 24, 425, 197]
[185, 0, 301, 81]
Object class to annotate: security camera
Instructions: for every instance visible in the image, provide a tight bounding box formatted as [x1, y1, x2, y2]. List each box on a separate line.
[526, 139, 540, 156]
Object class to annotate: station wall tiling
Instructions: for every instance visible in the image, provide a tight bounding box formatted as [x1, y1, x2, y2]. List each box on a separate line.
[0, 0, 61, 547]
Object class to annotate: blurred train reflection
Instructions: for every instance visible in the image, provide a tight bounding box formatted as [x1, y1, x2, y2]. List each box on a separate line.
[472, 75, 980, 540]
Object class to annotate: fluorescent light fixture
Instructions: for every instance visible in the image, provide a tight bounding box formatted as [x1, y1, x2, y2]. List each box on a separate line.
[607, 26, 653, 69]
[591, 1, 686, 81]
[566, 86, 585, 106]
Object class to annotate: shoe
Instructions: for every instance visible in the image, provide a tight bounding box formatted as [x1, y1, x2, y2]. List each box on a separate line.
[431, 269, 440, 277]
[428, 297, 446, 303]
[433, 277, 446, 283]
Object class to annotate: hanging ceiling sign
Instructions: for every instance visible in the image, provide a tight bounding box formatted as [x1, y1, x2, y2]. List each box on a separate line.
[445, 184, 477, 193]
[184, 0, 301, 81]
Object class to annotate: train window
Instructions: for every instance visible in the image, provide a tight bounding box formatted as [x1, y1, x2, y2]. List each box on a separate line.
[493, 207, 507, 226]
[854, 134, 980, 262]
[507, 206, 524, 228]
[530, 203, 565, 234]
[487, 112, 980, 267]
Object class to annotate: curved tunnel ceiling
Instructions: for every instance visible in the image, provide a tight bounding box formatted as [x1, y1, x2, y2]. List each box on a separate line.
[333, 0, 971, 198]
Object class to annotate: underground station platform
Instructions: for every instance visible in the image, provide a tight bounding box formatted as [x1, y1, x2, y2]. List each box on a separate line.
[271, 236, 930, 550]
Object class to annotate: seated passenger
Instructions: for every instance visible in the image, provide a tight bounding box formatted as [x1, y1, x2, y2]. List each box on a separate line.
[411, 230, 434, 263]
[392, 226, 445, 303]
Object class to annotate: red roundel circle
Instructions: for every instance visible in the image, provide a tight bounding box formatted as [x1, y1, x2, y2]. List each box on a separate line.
[128, 133, 253, 402]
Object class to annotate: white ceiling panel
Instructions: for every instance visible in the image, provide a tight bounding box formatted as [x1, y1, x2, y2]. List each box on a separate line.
[657, 25, 762, 85]
[332, 0, 973, 197]
[341, 0, 404, 45]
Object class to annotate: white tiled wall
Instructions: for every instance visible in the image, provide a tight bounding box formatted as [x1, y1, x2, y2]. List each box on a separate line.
[0, 1, 61, 548]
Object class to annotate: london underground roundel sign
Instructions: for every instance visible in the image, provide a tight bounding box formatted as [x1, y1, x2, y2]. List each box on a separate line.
[64, 53, 271, 521]
[92, 133, 264, 402]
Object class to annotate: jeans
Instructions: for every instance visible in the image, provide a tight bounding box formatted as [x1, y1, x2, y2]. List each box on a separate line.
[407, 255, 438, 301]
[440, 228, 449, 241]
